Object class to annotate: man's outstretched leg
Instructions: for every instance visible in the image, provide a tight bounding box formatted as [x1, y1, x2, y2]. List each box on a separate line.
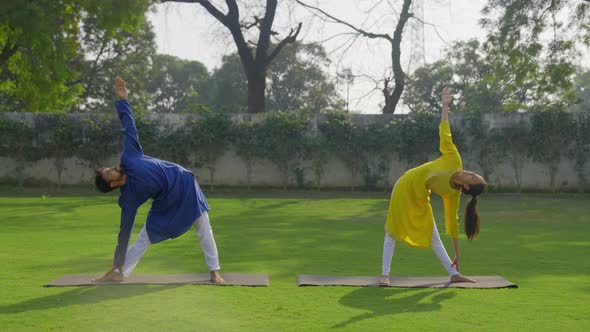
[193, 212, 224, 284]
[121, 225, 151, 277]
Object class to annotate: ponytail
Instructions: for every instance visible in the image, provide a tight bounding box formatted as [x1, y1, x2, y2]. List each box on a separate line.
[462, 184, 485, 240]
[464, 195, 480, 240]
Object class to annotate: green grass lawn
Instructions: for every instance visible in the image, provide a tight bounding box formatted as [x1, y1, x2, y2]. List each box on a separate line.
[0, 189, 589, 331]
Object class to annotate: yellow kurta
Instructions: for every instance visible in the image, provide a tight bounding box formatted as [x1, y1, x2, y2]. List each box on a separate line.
[385, 120, 462, 248]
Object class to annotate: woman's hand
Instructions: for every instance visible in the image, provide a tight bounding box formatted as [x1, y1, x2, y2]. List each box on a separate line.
[441, 87, 451, 121]
[451, 256, 460, 272]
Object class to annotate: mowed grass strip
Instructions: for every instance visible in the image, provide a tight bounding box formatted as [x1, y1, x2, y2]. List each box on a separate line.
[0, 191, 589, 331]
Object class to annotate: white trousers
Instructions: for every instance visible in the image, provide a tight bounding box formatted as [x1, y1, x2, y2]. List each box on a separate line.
[121, 212, 221, 277]
[381, 220, 458, 276]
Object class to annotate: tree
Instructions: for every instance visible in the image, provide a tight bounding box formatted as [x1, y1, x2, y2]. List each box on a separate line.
[202, 43, 343, 112]
[74, 19, 157, 114]
[480, 0, 585, 112]
[296, 0, 413, 114]
[200, 53, 248, 112]
[0, 0, 151, 112]
[403, 60, 453, 114]
[159, 0, 302, 113]
[147, 54, 209, 113]
[267, 42, 343, 112]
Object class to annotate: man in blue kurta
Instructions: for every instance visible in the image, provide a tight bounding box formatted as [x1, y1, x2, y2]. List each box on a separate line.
[93, 76, 224, 283]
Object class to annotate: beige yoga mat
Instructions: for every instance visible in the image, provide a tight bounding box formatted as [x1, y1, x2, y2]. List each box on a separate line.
[46, 273, 269, 287]
[297, 275, 517, 288]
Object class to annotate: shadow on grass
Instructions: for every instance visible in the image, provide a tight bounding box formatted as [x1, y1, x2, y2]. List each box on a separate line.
[0, 285, 180, 314]
[334, 287, 456, 328]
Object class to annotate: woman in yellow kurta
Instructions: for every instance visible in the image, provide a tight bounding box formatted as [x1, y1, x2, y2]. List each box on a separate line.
[380, 87, 486, 285]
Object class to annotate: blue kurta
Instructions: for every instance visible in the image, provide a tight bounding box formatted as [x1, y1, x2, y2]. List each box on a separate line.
[113, 100, 210, 269]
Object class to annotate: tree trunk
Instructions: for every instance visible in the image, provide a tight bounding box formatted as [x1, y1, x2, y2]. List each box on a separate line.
[247, 71, 267, 113]
[383, 0, 412, 114]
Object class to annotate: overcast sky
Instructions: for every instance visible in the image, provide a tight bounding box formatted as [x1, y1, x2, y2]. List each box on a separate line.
[148, 0, 488, 113]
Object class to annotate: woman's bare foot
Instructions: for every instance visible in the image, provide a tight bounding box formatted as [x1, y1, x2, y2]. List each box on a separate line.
[379, 275, 391, 286]
[450, 274, 477, 283]
[210, 270, 225, 284]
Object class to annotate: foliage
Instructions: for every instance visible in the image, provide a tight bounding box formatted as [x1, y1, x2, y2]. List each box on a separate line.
[77, 116, 119, 170]
[480, 0, 581, 112]
[568, 112, 590, 191]
[0, 118, 39, 187]
[200, 43, 342, 113]
[302, 133, 331, 190]
[267, 42, 344, 112]
[460, 113, 506, 182]
[529, 111, 573, 192]
[40, 115, 84, 190]
[147, 54, 209, 113]
[259, 111, 310, 190]
[187, 113, 233, 189]
[319, 113, 398, 190]
[404, 60, 454, 114]
[498, 120, 530, 192]
[230, 120, 267, 190]
[75, 19, 156, 114]
[396, 113, 439, 168]
[199, 54, 248, 113]
[573, 69, 590, 112]
[0, 0, 151, 112]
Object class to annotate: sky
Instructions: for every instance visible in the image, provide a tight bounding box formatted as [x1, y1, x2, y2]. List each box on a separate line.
[148, 0, 489, 113]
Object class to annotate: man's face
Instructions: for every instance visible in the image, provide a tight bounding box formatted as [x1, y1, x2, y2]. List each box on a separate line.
[99, 166, 124, 183]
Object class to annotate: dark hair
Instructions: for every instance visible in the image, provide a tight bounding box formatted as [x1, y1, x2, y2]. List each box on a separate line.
[95, 169, 115, 193]
[462, 184, 485, 240]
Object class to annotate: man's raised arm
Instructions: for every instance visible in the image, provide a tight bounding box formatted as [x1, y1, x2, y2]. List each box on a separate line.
[115, 77, 143, 158]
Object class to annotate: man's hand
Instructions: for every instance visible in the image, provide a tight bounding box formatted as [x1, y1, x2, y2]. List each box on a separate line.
[92, 269, 124, 282]
[115, 76, 128, 100]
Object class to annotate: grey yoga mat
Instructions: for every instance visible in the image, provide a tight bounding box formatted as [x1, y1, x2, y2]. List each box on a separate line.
[46, 273, 269, 287]
[297, 275, 517, 288]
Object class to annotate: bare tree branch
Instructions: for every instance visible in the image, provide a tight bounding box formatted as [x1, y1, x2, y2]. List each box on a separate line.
[268, 22, 302, 63]
[296, 0, 393, 42]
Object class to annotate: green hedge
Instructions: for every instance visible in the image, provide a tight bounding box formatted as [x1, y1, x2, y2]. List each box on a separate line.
[0, 111, 589, 191]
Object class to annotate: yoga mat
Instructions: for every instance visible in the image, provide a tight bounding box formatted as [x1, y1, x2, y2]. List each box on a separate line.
[46, 273, 269, 287]
[297, 275, 517, 288]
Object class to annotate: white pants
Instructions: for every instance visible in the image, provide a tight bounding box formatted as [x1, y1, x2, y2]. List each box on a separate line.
[381, 220, 458, 276]
[121, 212, 221, 277]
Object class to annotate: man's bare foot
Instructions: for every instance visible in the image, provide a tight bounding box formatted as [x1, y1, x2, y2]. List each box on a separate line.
[450, 274, 477, 283]
[210, 270, 224, 284]
[92, 270, 124, 282]
[379, 275, 391, 286]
